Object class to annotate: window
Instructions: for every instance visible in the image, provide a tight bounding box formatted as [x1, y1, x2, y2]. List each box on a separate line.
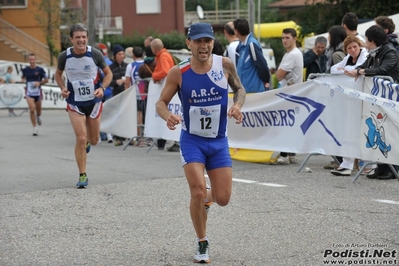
[136, 0, 160, 14]
[0, 0, 27, 8]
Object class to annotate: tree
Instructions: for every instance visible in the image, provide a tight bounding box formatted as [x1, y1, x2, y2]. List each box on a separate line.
[32, 0, 65, 66]
[59, 4, 85, 50]
[296, 0, 399, 37]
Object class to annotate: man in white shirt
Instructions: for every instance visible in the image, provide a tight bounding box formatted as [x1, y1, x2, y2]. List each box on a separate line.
[223, 21, 239, 69]
[275, 28, 304, 165]
[277, 28, 304, 88]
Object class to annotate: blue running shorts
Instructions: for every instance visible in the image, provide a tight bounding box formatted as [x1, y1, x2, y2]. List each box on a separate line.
[180, 130, 232, 171]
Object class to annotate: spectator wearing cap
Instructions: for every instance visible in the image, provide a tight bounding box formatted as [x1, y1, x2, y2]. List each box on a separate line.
[155, 22, 246, 264]
[109, 44, 128, 146]
[234, 18, 270, 92]
[110, 44, 127, 96]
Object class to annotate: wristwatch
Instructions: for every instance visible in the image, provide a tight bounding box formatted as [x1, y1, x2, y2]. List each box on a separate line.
[99, 86, 105, 92]
[357, 69, 361, 75]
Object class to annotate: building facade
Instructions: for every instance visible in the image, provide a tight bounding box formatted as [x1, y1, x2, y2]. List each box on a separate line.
[0, 0, 185, 65]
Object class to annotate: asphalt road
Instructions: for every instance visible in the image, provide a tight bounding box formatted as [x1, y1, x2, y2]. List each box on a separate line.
[1, 109, 398, 266]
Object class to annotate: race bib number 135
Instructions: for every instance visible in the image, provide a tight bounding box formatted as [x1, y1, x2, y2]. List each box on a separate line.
[72, 79, 95, 102]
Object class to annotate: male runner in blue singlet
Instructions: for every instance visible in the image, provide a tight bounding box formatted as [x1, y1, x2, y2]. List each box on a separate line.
[21, 54, 48, 136]
[156, 23, 246, 264]
[55, 23, 112, 188]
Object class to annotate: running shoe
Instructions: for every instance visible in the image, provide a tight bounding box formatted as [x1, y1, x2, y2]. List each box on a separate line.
[76, 174, 88, 188]
[193, 240, 210, 264]
[114, 140, 123, 146]
[289, 156, 298, 164]
[330, 168, 351, 176]
[36, 116, 42, 126]
[86, 142, 91, 153]
[205, 183, 212, 214]
[323, 161, 338, 169]
[33, 128, 38, 136]
[276, 156, 290, 165]
[167, 143, 180, 152]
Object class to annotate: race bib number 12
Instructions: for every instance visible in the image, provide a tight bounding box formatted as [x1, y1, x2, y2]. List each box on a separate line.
[189, 104, 221, 138]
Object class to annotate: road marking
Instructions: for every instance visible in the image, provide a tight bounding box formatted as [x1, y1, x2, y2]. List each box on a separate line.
[204, 175, 287, 187]
[233, 178, 287, 187]
[257, 182, 287, 187]
[373, 199, 399, 205]
[232, 178, 257, 184]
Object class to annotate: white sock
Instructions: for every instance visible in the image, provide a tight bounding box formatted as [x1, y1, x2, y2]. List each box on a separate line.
[197, 236, 208, 242]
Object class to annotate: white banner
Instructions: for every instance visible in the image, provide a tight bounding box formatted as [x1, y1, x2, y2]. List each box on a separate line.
[0, 83, 65, 109]
[228, 75, 364, 158]
[143, 80, 181, 141]
[100, 86, 137, 139]
[87, 73, 399, 165]
[360, 77, 399, 164]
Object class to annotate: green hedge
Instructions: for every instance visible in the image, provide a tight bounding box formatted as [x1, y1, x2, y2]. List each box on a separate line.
[102, 32, 284, 66]
[102, 32, 228, 51]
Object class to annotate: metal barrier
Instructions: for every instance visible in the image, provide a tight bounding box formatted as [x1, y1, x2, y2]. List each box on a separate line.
[121, 78, 154, 152]
[307, 73, 329, 80]
[307, 73, 394, 83]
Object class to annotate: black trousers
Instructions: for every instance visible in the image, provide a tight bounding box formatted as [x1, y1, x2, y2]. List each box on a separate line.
[376, 164, 399, 175]
[280, 152, 296, 157]
[157, 139, 166, 148]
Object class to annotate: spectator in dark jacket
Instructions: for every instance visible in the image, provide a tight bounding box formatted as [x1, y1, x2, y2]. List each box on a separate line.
[347, 25, 399, 83]
[303, 36, 328, 80]
[345, 25, 399, 180]
[109, 44, 128, 146]
[375, 16, 399, 51]
[110, 44, 127, 97]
